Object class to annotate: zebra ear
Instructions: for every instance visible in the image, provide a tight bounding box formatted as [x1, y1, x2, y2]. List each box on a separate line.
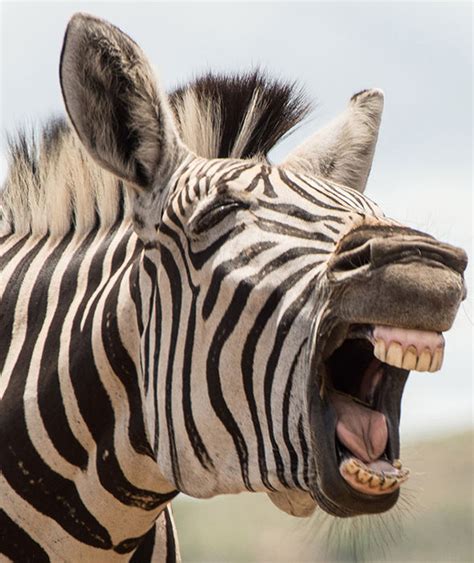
[282, 89, 384, 193]
[60, 13, 186, 193]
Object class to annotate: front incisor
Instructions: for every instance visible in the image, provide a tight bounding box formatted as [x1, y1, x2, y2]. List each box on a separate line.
[386, 342, 403, 368]
[416, 349, 432, 371]
[429, 347, 444, 372]
[402, 345, 418, 370]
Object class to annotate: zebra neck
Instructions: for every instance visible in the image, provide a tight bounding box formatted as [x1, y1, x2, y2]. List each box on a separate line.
[0, 223, 179, 556]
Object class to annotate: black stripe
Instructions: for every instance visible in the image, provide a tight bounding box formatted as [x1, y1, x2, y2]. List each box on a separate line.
[242, 167, 277, 198]
[281, 340, 307, 489]
[279, 168, 349, 212]
[0, 509, 49, 561]
[258, 218, 334, 243]
[243, 170, 263, 193]
[207, 278, 253, 490]
[241, 284, 280, 492]
[260, 165, 277, 198]
[153, 285, 162, 455]
[220, 161, 256, 183]
[298, 416, 310, 488]
[164, 506, 177, 563]
[142, 259, 156, 394]
[187, 222, 247, 270]
[101, 258, 154, 459]
[0, 232, 12, 245]
[164, 210, 247, 270]
[160, 245, 184, 487]
[37, 231, 92, 469]
[256, 199, 344, 224]
[130, 247, 145, 336]
[202, 242, 275, 320]
[130, 524, 155, 562]
[324, 222, 342, 235]
[181, 289, 213, 469]
[0, 421, 112, 548]
[0, 234, 29, 269]
[0, 236, 48, 372]
[141, 256, 162, 455]
[115, 535, 145, 554]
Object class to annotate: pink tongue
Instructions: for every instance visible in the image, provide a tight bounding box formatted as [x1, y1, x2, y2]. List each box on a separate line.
[330, 391, 388, 463]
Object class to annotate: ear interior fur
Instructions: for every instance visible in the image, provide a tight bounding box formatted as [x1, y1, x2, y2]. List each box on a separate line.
[282, 89, 384, 193]
[60, 13, 186, 192]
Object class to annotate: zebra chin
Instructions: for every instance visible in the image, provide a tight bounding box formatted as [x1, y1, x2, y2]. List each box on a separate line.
[304, 225, 467, 517]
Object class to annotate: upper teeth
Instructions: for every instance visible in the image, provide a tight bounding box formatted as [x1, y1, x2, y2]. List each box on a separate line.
[374, 339, 444, 372]
[372, 326, 445, 372]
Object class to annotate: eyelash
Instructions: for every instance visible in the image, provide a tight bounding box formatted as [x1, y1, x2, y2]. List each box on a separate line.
[191, 200, 249, 235]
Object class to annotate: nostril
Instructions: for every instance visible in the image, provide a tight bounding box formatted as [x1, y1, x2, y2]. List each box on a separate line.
[330, 240, 373, 273]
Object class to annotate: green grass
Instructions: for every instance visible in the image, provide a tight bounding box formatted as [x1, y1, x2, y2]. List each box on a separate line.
[173, 430, 473, 562]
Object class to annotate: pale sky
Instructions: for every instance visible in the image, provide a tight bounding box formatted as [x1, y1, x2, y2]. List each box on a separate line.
[1, 1, 472, 441]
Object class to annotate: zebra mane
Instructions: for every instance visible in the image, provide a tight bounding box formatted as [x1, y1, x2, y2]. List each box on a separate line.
[1, 71, 310, 237]
[0, 119, 130, 239]
[170, 71, 311, 159]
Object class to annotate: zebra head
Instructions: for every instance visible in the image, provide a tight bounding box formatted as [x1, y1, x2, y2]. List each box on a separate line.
[60, 14, 467, 518]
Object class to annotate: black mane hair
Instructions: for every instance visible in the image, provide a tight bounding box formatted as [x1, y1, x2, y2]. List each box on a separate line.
[170, 70, 311, 159]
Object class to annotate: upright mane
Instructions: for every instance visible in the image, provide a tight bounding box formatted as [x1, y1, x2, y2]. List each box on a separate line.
[0, 71, 310, 237]
[171, 71, 310, 159]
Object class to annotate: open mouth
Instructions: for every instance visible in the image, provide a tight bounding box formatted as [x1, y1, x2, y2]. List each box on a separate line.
[323, 324, 445, 498]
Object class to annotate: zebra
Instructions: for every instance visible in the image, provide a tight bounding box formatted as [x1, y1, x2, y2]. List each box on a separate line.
[0, 12, 467, 561]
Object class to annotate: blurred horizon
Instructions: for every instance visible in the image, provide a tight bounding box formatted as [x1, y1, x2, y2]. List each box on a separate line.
[1, 1, 472, 442]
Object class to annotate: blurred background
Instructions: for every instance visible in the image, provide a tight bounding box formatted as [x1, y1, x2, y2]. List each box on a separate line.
[1, 2, 472, 561]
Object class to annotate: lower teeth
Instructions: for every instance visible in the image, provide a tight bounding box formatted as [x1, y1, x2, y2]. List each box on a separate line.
[340, 457, 409, 493]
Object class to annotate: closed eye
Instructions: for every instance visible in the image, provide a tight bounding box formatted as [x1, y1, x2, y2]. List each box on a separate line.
[190, 198, 250, 235]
